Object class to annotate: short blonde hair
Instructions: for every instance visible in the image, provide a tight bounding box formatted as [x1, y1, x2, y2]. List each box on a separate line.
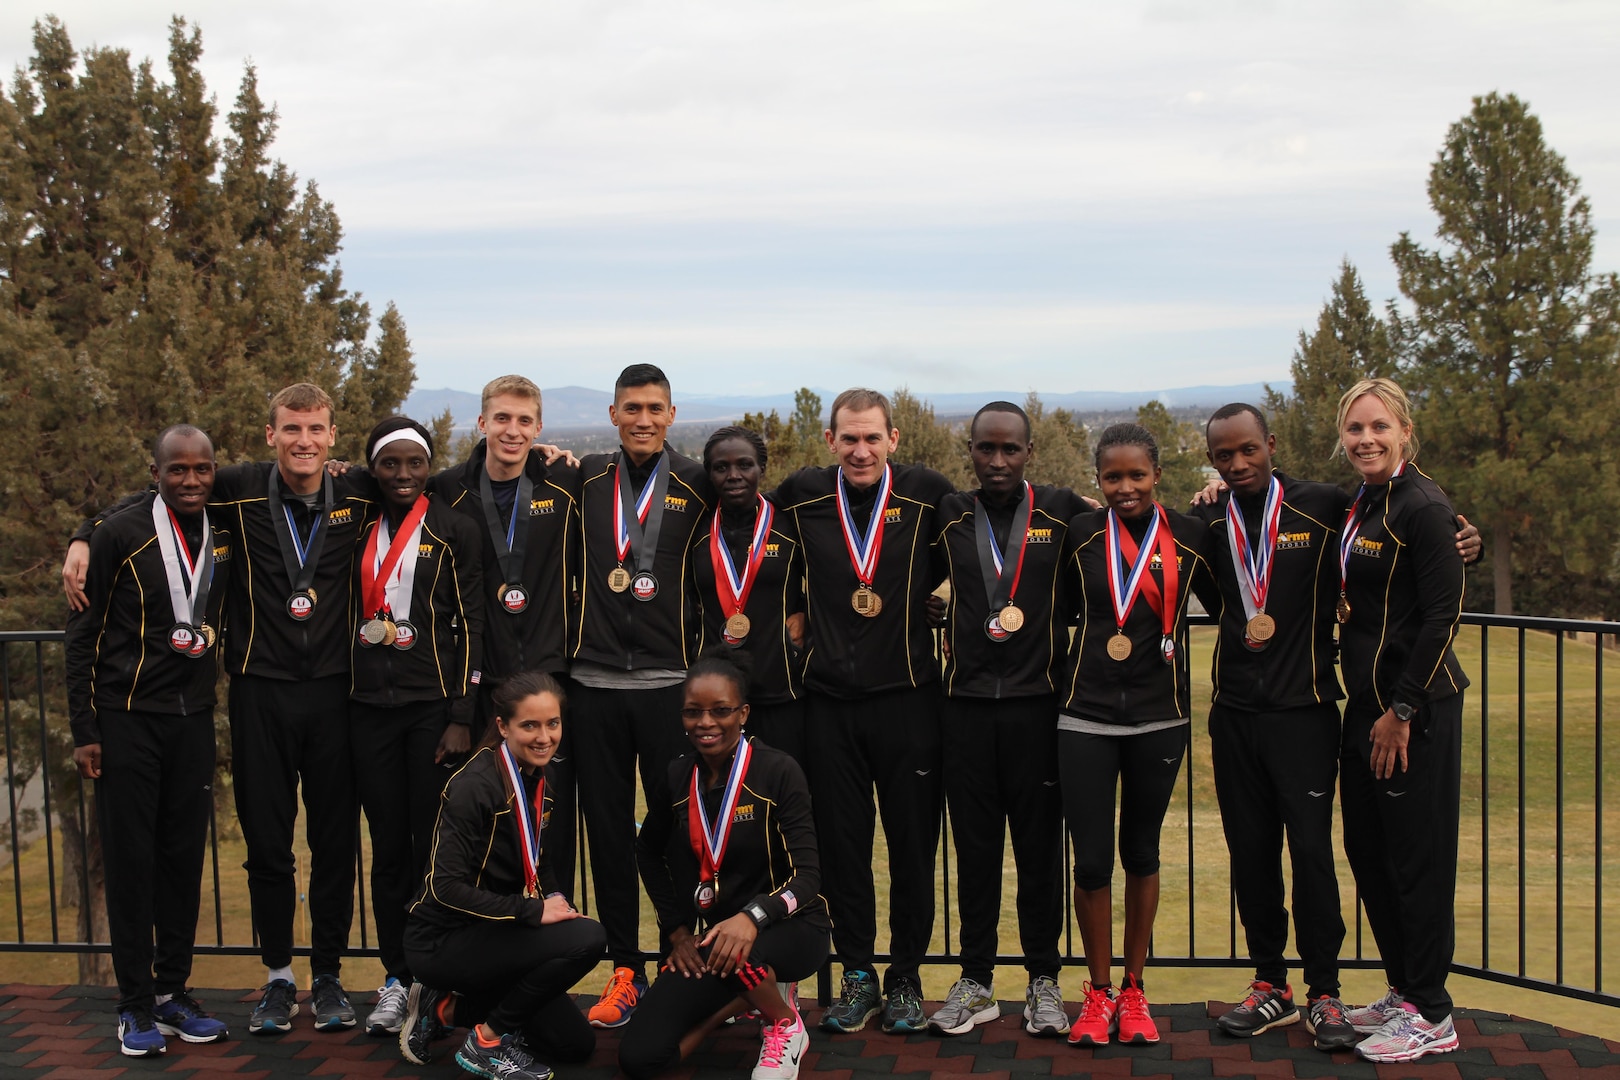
[1336, 377, 1418, 462]
[481, 375, 543, 418]
[268, 383, 334, 427]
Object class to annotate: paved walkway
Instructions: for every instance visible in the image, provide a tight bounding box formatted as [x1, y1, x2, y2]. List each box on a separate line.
[4, 984, 1618, 1079]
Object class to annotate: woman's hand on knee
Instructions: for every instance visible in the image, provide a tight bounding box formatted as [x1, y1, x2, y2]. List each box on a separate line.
[699, 914, 758, 978]
[664, 926, 707, 978]
[539, 894, 580, 924]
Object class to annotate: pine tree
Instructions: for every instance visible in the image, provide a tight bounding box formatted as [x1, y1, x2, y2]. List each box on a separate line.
[1022, 392, 1096, 498]
[889, 387, 969, 488]
[1135, 400, 1207, 508]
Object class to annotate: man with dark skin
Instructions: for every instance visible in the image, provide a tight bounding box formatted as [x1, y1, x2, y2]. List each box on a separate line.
[1194, 403, 1478, 1052]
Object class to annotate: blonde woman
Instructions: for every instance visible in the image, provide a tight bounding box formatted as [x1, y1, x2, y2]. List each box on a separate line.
[1332, 378, 1469, 1064]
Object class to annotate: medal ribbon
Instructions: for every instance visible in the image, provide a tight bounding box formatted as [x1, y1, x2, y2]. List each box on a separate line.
[1224, 474, 1283, 622]
[498, 744, 546, 897]
[1107, 505, 1179, 641]
[150, 497, 214, 626]
[613, 452, 672, 574]
[974, 481, 1033, 610]
[265, 471, 334, 595]
[688, 737, 753, 884]
[836, 464, 892, 587]
[360, 495, 430, 619]
[478, 467, 535, 591]
[710, 495, 773, 618]
[1338, 460, 1406, 598]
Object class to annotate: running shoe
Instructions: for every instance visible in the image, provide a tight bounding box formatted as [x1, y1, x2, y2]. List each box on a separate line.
[1114, 974, 1159, 1045]
[882, 976, 927, 1033]
[819, 970, 882, 1033]
[1346, 986, 1405, 1033]
[927, 977, 997, 1036]
[1353, 1005, 1459, 1062]
[367, 977, 409, 1036]
[454, 1026, 554, 1080]
[401, 982, 451, 1065]
[249, 978, 299, 1035]
[153, 992, 228, 1043]
[586, 966, 645, 1028]
[117, 1007, 167, 1057]
[1065, 981, 1116, 1046]
[1023, 975, 1070, 1037]
[1306, 994, 1358, 1051]
[752, 1011, 809, 1080]
[1216, 980, 1298, 1037]
[311, 973, 357, 1031]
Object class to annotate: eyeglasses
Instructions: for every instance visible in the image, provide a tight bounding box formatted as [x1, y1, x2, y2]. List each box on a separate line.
[681, 705, 744, 720]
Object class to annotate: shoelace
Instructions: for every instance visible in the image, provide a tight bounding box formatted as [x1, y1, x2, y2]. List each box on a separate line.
[1077, 985, 1112, 1021]
[838, 974, 868, 1005]
[1238, 982, 1275, 1010]
[891, 982, 920, 1007]
[1117, 988, 1151, 1022]
[948, 981, 982, 1005]
[601, 972, 638, 1009]
[759, 1017, 795, 1066]
[261, 983, 295, 1010]
[1312, 997, 1347, 1025]
[125, 1009, 159, 1032]
[1030, 979, 1062, 1010]
[165, 993, 204, 1018]
[376, 983, 407, 1010]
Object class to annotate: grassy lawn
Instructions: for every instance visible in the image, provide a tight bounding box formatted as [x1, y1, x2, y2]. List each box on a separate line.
[3, 625, 1618, 1037]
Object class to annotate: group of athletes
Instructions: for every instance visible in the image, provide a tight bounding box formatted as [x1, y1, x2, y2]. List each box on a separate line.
[62, 364, 1479, 1079]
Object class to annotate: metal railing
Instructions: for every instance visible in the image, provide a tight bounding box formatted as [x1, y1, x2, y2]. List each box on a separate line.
[2, 616, 1614, 1008]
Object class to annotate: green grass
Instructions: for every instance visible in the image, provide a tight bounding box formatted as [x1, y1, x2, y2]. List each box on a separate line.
[3, 625, 1618, 1036]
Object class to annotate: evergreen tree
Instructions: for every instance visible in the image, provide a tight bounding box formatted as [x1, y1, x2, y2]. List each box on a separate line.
[1022, 391, 1097, 498]
[1391, 92, 1620, 615]
[889, 386, 969, 488]
[741, 387, 827, 489]
[1135, 399, 1207, 508]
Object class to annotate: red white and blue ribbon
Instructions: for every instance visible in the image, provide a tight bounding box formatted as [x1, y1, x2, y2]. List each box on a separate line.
[835, 464, 892, 588]
[1105, 507, 1162, 631]
[688, 737, 754, 884]
[614, 455, 666, 564]
[1225, 474, 1283, 623]
[498, 743, 546, 897]
[711, 495, 774, 618]
[1339, 460, 1405, 594]
[151, 497, 213, 626]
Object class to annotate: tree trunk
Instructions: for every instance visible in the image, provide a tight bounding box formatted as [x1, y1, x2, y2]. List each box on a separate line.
[1493, 522, 1514, 615]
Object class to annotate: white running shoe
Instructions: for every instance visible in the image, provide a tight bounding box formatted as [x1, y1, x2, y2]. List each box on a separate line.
[752, 1012, 809, 1080]
[1354, 1007, 1459, 1062]
[367, 978, 409, 1036]
[1346, 987, 1406, 1033]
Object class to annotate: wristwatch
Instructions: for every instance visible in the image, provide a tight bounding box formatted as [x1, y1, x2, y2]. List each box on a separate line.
[1392, 702, 1417, 722]
[743, 902, 770, 929]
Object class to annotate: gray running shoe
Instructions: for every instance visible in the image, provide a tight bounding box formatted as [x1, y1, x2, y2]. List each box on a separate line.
[928, 977, 997, 1036]
[1023, 975, 1070, 1037]
[1346, 987, 1405, 1033]
[367, 978, 409, 1036]
[1354, 1009, 1458, 1062]
[310, 974, 357, 1031]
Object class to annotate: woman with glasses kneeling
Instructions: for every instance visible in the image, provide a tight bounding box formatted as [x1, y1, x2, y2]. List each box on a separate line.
[620, 650, 830, 1080]
[398, 672, 605, 1080]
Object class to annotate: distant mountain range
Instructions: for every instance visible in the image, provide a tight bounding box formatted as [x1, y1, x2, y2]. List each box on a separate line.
[404, 382, 1288, 434]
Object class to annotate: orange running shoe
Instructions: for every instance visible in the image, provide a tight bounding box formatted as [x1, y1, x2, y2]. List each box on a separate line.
[1065, 982, 1117, 1046]
[1115, 973, 1159, 1044]
[587, 967, 646, 1028]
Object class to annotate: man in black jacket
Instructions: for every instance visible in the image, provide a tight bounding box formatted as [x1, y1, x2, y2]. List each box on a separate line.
[66, 425, 233, 1057]
[570, 364, 713, 1027]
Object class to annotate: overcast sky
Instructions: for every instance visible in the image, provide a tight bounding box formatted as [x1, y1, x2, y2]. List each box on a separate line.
[6, 2, 1618, 398]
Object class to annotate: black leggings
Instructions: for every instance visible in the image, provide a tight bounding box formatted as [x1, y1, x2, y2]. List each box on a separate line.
[1059, 725, 1187, 891]
[403, 916, 605, 1062]
[618, 918, 829, 1080]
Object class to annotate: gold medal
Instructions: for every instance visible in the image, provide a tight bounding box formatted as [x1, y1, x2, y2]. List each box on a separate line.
[1336, 594, 1351, 624]
[381, 619, 398, 647]
[1106, 632, 1133, 661]
[1246, 613, 1276, 642]
[851, 586, 883, 618]
[998, 604, 1025, 633]
[608, 566, 632, 593]
[199, 623, 217, 649]
[725, 612, 751, 639]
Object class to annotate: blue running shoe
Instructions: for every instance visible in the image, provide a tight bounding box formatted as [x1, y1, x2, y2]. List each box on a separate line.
[118, 1007, 167, 1057]
[154, 991, 228, 1043]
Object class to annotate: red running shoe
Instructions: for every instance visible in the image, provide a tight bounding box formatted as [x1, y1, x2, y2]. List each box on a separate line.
[1065, 981, 1117, 1046]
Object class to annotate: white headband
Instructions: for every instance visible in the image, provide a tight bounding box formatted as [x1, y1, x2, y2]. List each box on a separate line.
[369, 427, 433, 464]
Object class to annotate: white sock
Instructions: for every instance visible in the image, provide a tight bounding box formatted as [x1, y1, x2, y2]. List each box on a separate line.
[268, 966, 295, 986]
[154, 993, 173, 1007]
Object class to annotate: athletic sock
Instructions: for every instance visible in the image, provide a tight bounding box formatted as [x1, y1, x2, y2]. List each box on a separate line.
[268, 966, 295, 985]
[154, 994, 173, 1007]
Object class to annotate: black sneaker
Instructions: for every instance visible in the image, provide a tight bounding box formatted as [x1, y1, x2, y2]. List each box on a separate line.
[1217, 980, 1299, 1037]
[248, 979, 299, 1036]
[310, 974, 357, 1031]
[400, 982, 450, 1065]
[454, 1028, 553, 1080]
[881, 977, 927, 1034]
[1306, 994, 1359, 1051]
[819, 970, 881, 1033]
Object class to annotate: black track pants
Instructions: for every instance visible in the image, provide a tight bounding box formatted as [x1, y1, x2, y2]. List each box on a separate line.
[1058, 725, 1186, 891]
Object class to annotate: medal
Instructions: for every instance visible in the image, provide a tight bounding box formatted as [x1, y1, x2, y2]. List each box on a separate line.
[1161, 635, 1176, 665]
[360, 496, 430, 650]
[499, 583, 529, 613]
[1107, 633, 1133, 661]
[480, 468, 535, 616]
[1225, 475, 1283, 653]
[287, 590, 316, 620]
[632, 571, 659, 601]
[359, 618, 390, 647]
[688, 739, 753, 923]
[974, 483, 1034, 641]
[392, 620, 418, 650]
[152, 498, 215, 655]
[710, 495, 774, 645]
[267, 473, 334, 621]
[497, 743, 546, 898]
[1336, 593, 1351, 624]
[837, 465, 892, 620]
[607, 567, 632, 592]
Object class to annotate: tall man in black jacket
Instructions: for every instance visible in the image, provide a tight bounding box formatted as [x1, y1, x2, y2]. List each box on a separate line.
[772, 387, 954, 1035]
[67, 425, 234, 1057]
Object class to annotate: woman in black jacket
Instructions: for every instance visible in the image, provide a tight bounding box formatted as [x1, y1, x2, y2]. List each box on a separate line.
[398, 671, 605, 1080]
[621, 651, 830, 1080]
[1332, 379, 1468, 1064]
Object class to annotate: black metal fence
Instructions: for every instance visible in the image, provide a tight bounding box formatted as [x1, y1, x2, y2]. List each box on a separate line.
[2, 616, 1615, 1008]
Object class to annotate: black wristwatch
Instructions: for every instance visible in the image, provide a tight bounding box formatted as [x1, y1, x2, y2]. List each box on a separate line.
[743, 902, 770, 929]
[1392, 702, 1417, 723]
